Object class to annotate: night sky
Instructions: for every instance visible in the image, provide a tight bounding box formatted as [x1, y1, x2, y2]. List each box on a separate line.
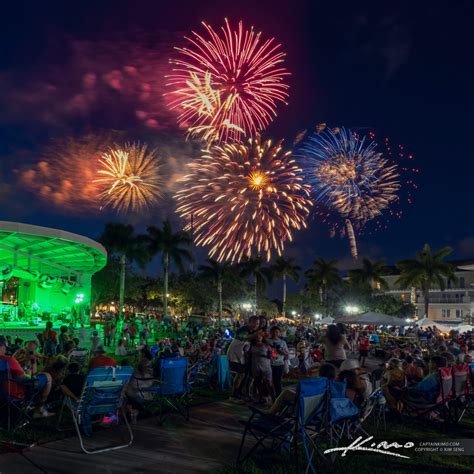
[0, 0, 473, 283]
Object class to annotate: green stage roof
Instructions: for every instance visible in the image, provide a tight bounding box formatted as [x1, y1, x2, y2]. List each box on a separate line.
[0, 221, 107, 278]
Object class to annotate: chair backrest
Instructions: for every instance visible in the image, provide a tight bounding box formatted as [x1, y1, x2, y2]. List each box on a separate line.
[76, 366, 133, 416]
[328, 380, 360, 424]
[159, 357, 189, 395]
[298, 377, 328, 426]
[452, 364, 470, 397]
[438, 367, 453, 402]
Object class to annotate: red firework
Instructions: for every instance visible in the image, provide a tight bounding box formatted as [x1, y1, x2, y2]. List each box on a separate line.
[167, 19, 289, 144]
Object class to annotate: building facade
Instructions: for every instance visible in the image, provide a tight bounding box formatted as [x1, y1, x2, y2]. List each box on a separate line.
[381, 262, 474, 324]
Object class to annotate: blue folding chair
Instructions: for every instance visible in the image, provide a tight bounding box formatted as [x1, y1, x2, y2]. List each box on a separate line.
[140, 356, 190, 423]
[297, 377, 330, 473]
[216, 355, 232, 392]
[63, 366, 133, 454]
[237, 377, 329, 468]
[327, 380, 361, 451]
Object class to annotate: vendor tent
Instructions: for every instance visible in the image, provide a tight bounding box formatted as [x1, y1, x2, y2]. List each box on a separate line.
[453, 324, 474, 334]
[416, 318, 458, 333]
[314, 316, 335, 325]
[335, 311, 405, 326]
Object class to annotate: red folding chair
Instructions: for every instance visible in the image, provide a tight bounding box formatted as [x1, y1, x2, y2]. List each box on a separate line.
[452, 363, 470, 423]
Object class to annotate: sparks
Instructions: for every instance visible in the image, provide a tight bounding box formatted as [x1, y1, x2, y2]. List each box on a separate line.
[95, 143, 162, 213]
[175, 136, 311, 263]
[167, 19, 289, 144]
[299, 128, 402, 259]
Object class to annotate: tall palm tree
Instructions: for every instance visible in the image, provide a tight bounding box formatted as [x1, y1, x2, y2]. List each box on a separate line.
[305, 258, 341, 310]
[349, 258, 389, 290]
[271, 257, 300, 316]
[198, 259, 236, 320]
[99, 223, 149, 319]
[239, 257, 273, 312]
[146, 220, 192, 319]
[396, 244, 456, 319]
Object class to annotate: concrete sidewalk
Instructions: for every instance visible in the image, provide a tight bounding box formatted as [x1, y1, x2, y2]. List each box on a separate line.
[0, 401, 250, 474]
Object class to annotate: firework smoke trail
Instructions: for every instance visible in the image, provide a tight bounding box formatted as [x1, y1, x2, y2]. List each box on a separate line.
[299, 128, 401, 259]
[175, 137, 312, 263]
[167, 19, 289, 144]
[16, 133, 119, 214]
[95, 142, 162, 213]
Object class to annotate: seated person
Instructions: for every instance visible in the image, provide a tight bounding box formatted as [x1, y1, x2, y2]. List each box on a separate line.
[338, 359, 372, 407]
[14, 340, 47, 376]
[264, 363, 337, 415]
[403, 355, 424, 384]
[403, 355, 447, 403]
[0, 336, 53, 417]
[60, 362, 86, 401]
[115, 339, 128, 356]
[381, 358, 406, 412]
[88, 346, 117, 370]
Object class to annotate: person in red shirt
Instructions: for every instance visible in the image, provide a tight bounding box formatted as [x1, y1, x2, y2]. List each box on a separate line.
[0, 336, 53, 417]
[357, 331, 370, 368]
[88, 346, 117, 370]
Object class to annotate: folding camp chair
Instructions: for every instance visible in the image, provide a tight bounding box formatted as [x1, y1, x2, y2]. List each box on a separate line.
[326, 380, 361, 450]
[0, 359, 43, 432]
[403, 367, 453, 422]
[61, 366, 133, 454]
[297, 377, 330, 473]
[237, 377, 329, 469]
[140, 356, 190, 423]
[358, 388, 387, 432]
[452, 363, 471, 423]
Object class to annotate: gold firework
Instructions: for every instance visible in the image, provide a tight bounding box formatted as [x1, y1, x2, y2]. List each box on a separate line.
[95, 143, 161, 212]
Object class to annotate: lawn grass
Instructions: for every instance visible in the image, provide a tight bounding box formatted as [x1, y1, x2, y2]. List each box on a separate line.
[223, 413, 474, 474]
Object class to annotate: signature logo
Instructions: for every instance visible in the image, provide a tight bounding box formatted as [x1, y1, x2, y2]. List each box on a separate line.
[323, 436, 415, 458]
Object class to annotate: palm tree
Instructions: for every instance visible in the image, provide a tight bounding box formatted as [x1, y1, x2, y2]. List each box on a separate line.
[396, 244, 456, 319]
[198, 259, 236, 320]
[271, 257, 300, 316]
[305, 258, 341, 310]
[349, 258, 389, 290]
[99, 223, 149, 319]
[239, 257, 273, 312]
[146, 220, 192, 319]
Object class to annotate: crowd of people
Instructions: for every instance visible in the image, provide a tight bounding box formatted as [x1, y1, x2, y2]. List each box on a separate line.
[1, 314, 473, 426]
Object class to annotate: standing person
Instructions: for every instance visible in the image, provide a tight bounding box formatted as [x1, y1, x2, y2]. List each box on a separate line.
[267, 326, 288, 397]
[42, 321, 58, 356]
[358, 331, 370, 368]
[90, 330, 101, 353]
[103, 321, 111, 347]
[78, 324, 86, 348]
[249, 332, 274, 403]
[227, 315, 260, 402]
[110, 322, 117, 346]
[320, 324, 350, 369]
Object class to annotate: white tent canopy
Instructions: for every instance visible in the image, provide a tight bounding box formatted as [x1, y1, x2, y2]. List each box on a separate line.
[314, 316, 334, 325]
[415, 318, 453, 333]
[335, 311, 405, 326]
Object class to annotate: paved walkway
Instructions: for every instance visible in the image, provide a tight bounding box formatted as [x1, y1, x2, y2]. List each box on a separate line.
[0, 401, 250, 474]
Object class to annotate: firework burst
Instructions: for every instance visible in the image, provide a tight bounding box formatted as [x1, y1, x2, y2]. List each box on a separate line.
[299, 128, 402, 259]
[167, 19, 289, 144]
[95, 143, 162, 213]
[175, 137, 311, 263]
